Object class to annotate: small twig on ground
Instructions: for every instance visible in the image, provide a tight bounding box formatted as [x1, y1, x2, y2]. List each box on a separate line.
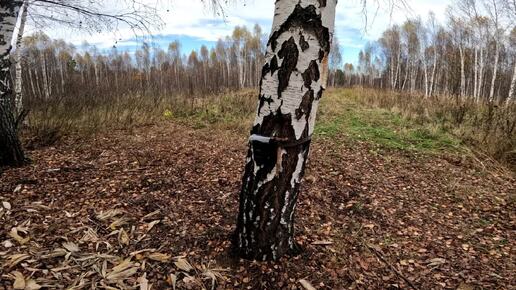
[361, 240, 419, 290]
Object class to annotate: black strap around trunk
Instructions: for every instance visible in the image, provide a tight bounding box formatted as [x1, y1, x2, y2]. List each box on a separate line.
[249, 134, 312, 148]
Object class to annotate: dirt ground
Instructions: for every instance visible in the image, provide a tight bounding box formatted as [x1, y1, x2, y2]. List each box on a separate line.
[1, 123, 514, 289]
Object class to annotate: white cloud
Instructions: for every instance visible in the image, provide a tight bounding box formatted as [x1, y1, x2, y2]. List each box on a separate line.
[31, 0, 452, 52]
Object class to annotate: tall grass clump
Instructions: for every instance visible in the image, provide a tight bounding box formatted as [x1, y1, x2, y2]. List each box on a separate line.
[23, 90, 257, 147]
[337, 88, 516, 167]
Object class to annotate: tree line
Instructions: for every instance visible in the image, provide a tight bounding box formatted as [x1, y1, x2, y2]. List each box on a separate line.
[14, 25, 266, 108]
[333, 0, 515, 104]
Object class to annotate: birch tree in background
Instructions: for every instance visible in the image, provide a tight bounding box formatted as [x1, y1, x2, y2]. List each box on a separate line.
[14, 0, 28, 116]
[508, 27, 516, 104]
[232, 0, 337, 261]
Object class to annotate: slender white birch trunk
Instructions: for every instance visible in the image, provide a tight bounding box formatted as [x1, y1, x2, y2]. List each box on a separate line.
[507, 62, 516, 105]
[394, 49, 401, 89]
[459, 46, 466, 98]
[422, 57, 429, 97]
[429, 47, 437, 97]
[488, 43, 499, 102]
[27, 67, 36, 97]
[478, 47, 485, 101]
[40, 51, 50, 99]
[474, 46, 478, 99]
[14, 0, 27, 115]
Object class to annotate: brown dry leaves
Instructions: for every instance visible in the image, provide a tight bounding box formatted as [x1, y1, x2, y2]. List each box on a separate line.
[1, 122, 514, 289]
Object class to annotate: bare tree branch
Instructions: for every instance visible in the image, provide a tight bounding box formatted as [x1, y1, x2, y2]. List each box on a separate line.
[28, 0, 163, 36]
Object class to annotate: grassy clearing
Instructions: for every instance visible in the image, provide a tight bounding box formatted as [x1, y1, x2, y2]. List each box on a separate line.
[24, 88, 515, 168]
[24, 90, 256, 147]
[316, 89, 463, 154]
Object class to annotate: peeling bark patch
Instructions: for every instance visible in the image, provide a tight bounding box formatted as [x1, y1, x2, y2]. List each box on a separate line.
[270, 56, 279, 75]
[318, 49, 325, 62]
[258, 95, 274, 115]
[262, 56, 279, 79]
[317, 87, 324, 100]
[302, 60, 320, 88]
[277, 37, 299, 99]
[254, 112, 296, 139]
[295, 90, 314, 120]
[299, 34, 309, 52]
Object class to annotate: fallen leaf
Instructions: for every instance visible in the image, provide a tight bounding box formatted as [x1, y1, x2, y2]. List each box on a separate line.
[118, 228, 129, 246]
[174, 258, 193, 272]
[427, 258, 446, 267]
[182, 275, 198, 287]
[2, 201, 11, 210]
[96, 209, 124, 221]
[25, 279, 42, 290]
[168, 273, 177, 290]
[12, 271, 25, 289]
[2, 240, 14, 248]
[299, 279, 316, 290]
[203, 270, 217, 290]
[146, 220, 160, 232]
[457, 282, 474, 290]
[9, 228, 30, 245]
[142, 210, 160, 221]
[4, 253, 30, 269]
[62, 242, 80, 253]
[138, 273, 150, 290]
[109, 217, 129, 230]
[106, 258, 139, 281]
[147, 252, 171, 262]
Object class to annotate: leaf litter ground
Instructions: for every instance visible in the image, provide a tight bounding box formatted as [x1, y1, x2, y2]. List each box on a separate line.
[0, 123, 514, 289]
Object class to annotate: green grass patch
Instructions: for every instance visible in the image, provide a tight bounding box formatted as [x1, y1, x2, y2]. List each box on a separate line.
[315, 90, 463, 153]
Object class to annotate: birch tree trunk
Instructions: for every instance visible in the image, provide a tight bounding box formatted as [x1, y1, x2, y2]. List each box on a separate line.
[395, 49, 401, 89]
[389, 55, 394, 89]
[422, 57, 429, 97]
[40, 51, 50, 99]
[488, 43, 499, 103]
[474, 46, 478, 100]
[28, 67, 36, 97]
[478, 47, 485, 101]
[59, 59, 65, 94]
[232, 0, 336, 261]
[14, 0, 27, 115]
[429, 48, 437, 97]
[0, 0, 25, 167]
[507, 62, 516, 105]
[459, 46, 466, 98]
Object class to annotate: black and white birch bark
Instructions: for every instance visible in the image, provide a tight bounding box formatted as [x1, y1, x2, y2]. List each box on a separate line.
[508, 62, 516, 105]
[0, 0, 25, 167]
[14, 0, 27, 115]
[232, 0, 337, 261]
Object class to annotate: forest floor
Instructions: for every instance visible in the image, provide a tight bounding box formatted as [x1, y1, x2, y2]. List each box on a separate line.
[1, 90, 515, 289]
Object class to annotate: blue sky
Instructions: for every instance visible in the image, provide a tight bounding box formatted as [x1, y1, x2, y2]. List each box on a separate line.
[35, 0, 452, 65]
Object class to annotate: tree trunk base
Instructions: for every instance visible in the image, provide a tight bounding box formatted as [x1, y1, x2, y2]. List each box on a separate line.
[0, 104, 26, 167]
[230, 232, 303, 261]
